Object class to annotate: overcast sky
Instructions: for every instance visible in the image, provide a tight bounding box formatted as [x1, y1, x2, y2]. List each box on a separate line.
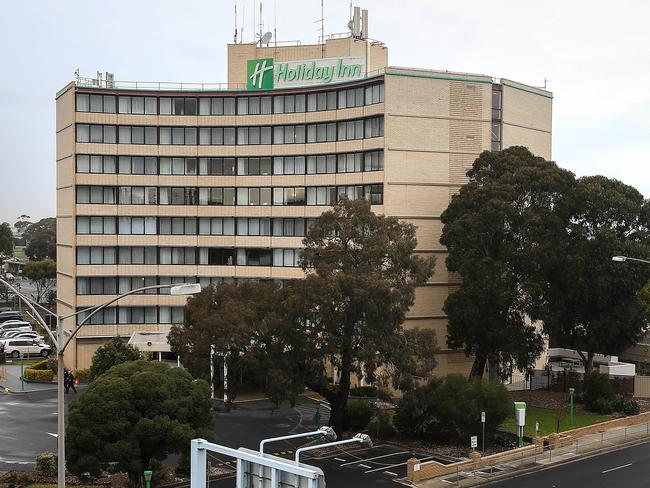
[0, 0, 648, 226]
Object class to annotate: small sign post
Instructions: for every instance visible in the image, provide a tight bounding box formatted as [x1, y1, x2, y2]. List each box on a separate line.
[481, 411, 486, 452]
[514, 402, 526, 448]
[471, 435, 478, 450]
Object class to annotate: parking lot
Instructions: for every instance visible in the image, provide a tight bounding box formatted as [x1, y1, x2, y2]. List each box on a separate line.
[206, 397, 458, 487]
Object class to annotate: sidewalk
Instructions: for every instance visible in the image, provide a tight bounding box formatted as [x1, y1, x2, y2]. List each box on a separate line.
[414, 419, 650, 487]
[0, 363, 58, 393]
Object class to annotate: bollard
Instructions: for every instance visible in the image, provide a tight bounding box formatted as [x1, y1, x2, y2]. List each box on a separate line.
[601, 432, 604, 449]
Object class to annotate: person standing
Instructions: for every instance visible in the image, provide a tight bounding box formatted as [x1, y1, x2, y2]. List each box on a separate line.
[63, 368, 70, 394]
[68, 369, 77, 394]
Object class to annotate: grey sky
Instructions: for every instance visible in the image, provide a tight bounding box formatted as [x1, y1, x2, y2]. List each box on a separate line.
[1, 0, 648, 226]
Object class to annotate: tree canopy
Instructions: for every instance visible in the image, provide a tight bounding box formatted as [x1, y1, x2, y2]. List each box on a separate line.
[66, 360, 213, 486]
[88, 337, 143, 382]
[24, 217, 56, 261]
[441, 147, 573, 378]
[22, 259, 56, 303]
[0, 222, 13, 263]
[441, 146, 650, 376]
[539, 175, 650, 372]
[299, 197, 435, 433]
[169, 281, 320, 407]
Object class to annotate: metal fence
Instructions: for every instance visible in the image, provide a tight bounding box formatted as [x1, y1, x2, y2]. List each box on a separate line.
[438, 420, 650, 486]
[507, 369, 635, 396]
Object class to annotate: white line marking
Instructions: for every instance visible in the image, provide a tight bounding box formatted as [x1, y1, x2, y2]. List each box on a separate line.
[602, 463, 632, 474]
[359, 463, 372, 469]
[46, 432, 58, 438]
[334, 457, 346, 462]
[365, 456, 436, 474]
[342, 451, 410, 466]
[384, 471, 399, 477]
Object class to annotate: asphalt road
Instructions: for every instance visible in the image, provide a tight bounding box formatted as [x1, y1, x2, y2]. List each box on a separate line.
[489, 441, 650, 488]
[0, 389, 77, 469]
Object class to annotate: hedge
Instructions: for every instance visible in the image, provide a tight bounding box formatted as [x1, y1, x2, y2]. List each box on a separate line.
[30, 359, 51, 371]
[24, 368, 55, 382]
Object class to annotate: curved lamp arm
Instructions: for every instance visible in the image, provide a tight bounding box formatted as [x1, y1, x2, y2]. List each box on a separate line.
[0, 277, 57, 346]
[61, 283, 200, 353]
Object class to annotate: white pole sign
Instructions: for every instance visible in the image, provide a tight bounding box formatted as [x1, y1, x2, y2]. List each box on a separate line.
[471, 436, 478, 449]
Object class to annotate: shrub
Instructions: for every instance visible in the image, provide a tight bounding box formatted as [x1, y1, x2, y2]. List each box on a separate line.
[35, 451, 57, 477]
[394, 381, 436, 437]
[622, 399, 640, 416]
[30, 359, 50, 371]
[24, 368, 54, 382]
[347, 399, 374, 430]
[367, 410, 398, 439]
[394, 374, 510, 444]
[583, 371, 615, 413]
[350, 386, 377, 397]
[612, 394, 625, 412]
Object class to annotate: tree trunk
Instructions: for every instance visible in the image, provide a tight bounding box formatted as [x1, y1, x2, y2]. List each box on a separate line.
[469, 352, 487, 379]
[577, 350, 595, 374]
[330, 334, 353, 438]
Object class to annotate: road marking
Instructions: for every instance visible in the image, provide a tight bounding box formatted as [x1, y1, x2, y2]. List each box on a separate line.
[602, 463, 632, 474]
[365, 456, 436, 474]
[342, 451, 410, 466]
[46, 432, 58, 438]
[359, 463, 372, 469]
[334, 457, 346, 462]
[384, 471, 399, 477]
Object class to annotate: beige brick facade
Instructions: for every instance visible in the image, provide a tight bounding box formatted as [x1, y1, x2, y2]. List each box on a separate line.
[57, 38, 551, 370]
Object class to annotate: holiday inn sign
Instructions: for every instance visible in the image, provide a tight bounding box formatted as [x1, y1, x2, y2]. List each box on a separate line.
[247, 56, 366, 90]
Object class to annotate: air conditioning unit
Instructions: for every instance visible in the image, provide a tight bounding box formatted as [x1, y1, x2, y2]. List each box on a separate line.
[106, 72, 115, 88]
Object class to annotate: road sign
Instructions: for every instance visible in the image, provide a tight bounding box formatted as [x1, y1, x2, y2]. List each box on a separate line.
[481, 411, 485, 423]
[471, 436, 478, 449]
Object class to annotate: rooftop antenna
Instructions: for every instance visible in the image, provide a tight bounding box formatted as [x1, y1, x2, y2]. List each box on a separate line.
[240, 4, 245, 42]
[234, 1, 238, 43]
[321, 0, 325, 57]
[544, 77, 549, 89]
[252, 0, 256, 45]
[259, 1, 263, 41]
[274, 0, 277, 47]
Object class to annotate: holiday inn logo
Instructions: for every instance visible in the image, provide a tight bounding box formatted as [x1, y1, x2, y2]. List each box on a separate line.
[246, 56, 366, 90]
[247, 58, 274, 90]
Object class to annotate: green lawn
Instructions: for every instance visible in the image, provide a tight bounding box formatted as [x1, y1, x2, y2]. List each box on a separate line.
[501, 405, 612, 437]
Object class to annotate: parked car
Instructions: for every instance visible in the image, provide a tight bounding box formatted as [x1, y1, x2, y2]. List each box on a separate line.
[0, 322, 32, 332]
[0, 307, 13, 313]
[0, 312, 22, 324]
[3, 339, 51, 358]
[0, 326, 32, 336]
[0, 331, 43, 342]
[0, 319, 30, 326]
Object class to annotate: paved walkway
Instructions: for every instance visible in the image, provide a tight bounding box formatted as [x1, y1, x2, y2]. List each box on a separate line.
[0, 363, 57, 393]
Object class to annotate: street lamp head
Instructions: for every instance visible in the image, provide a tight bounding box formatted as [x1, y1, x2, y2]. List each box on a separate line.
[353, 433, 373, 448]
[612, 256, 627, 262]
[170, 283, 202, 295]
[143, 470, 153, 482]
[318, 425, 337, 442]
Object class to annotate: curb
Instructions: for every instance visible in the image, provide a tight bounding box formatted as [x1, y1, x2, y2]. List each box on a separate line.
[459, 437, 650, 487]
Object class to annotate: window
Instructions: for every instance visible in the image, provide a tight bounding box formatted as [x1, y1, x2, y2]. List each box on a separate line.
[76, 94, 116, 113]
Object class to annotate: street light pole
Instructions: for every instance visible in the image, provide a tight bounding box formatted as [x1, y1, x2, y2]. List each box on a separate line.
[57, 317, 65, 488]
[0, 278, 201, 488]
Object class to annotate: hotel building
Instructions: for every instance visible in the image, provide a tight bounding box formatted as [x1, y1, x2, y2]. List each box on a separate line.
[56, 34, 552, 371]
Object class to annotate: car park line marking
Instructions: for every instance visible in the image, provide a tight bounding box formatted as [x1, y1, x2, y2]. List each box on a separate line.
[359, 463, 372, 469]
[334, 457, 346, 462]
[365, 456, 436, 474]
[602, 463, 632, 474]
[383, 471, 399, 477]
[341, 450, 410, 466]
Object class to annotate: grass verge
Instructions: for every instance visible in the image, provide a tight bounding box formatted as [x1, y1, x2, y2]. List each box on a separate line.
[500, 405, 611, 437]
